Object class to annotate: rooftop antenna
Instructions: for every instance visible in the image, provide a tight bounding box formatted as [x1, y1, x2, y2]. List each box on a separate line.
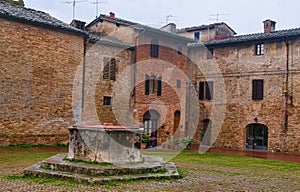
[64, 0, 88, 19]
[166, 15, 177, 24]
[91, 0, 108, 18]
[209, 13, 229, 22]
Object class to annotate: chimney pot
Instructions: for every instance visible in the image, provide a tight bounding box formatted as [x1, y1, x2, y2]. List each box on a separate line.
[263, 19, 276, 34]
[110, 12, 115, 18]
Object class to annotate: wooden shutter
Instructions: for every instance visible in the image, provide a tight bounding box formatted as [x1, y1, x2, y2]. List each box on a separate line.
[206, 81, 213, 100]
[157, 76, 162, 96]
[252, 79, 264, 100]
[199, 82, 205, 100]
[103, 57, 110, 79]
[145, 75, 150, 95]
[110, 58, 116, 81]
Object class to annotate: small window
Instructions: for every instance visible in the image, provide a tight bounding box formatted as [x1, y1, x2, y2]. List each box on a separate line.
[252, 79, 264, 100]
[103, 96, 112, 106]
[150, 75, 156, 94]
[177, 80, 181, 88]
[178, 46, 182, 55]
[199, 81, 213, 100]
[207, 48, 214, 60]
[276, 42, 282, 50]
[255, 44, 264, 55]
[194, 32, 200, 40]
[145, 74, 162, 96]
[150, 39, 159, 58]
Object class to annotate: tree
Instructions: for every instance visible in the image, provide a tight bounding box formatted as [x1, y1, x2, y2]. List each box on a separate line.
[0, 0, 25, 6]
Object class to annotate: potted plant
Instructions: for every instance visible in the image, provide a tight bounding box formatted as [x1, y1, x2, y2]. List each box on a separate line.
[141, 134, 150, 149]
[182, 136, 193, 149]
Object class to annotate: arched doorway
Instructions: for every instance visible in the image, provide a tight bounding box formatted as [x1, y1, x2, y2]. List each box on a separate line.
[246, 123, 268, 150]
[143, 110, 160, 147]
[201, 119, 211, 146]
[173, 110, 181, 134]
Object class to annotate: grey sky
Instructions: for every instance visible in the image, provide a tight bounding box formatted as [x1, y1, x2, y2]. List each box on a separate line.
[24, 0, 299, 35]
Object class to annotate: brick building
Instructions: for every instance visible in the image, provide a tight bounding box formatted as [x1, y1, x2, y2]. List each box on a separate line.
[0, 2, 85, 144]
[187, 20, 300, 153]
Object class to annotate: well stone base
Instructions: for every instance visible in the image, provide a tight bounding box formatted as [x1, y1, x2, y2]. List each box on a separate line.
[24, 154, 180, 184]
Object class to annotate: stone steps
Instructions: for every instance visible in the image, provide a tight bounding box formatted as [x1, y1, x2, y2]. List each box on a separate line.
[24, 154, 180, 184]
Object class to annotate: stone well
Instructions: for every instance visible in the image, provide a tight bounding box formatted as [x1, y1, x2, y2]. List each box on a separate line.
[67, 125, 144, 164]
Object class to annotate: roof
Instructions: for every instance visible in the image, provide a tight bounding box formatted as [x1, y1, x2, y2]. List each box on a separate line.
[0, 1, 85, 36]
[190, 27, 300, 48]
[88, 34, 134, 49]
[86, 14, 195, 43]
[177, 22, 237, 35]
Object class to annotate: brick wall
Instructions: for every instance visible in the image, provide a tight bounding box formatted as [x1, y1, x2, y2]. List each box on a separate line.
[0, 18, 84, 145]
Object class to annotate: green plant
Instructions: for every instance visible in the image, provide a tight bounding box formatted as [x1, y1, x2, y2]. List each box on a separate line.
[141, 134, 150, 143]
[171, 139, 181, 146]
[182, 136, 193, 146]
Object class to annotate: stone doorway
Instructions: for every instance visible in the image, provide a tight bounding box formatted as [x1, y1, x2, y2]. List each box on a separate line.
[246, 123, 268, 150]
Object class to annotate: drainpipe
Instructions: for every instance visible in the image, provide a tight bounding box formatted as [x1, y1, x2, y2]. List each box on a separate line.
[81, 34, 89, 114]
[284, 39, 289, 133]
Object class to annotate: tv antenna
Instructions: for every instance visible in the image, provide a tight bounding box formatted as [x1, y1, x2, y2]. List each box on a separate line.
[209, 13, 229, 22]
[166, 15, 177, 24]
[91, 0, 108, 18]
[64, 0, 88, 19]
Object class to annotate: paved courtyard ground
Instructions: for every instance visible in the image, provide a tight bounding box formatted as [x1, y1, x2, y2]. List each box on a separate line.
[0, 146, 299, 191]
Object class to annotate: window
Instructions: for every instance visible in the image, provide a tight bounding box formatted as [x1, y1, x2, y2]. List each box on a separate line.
[103, 96, 112, 106]
[255, 43, 264, 55]
[145, 75, 162, 96]
[252, 79, 264, 100]
[103, 57, 116, 80]
[207, 48, 214, 60]
[194, 32, 200, 40]
[150, 39, 159, 58]
[177, 80, 181, 88]
[199, 81, 213, 100]
[178, 46, 182, 55]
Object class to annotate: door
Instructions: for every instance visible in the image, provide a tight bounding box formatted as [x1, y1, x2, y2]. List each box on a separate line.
[246, 123, 268, 150]
[143, 110, 160, 147]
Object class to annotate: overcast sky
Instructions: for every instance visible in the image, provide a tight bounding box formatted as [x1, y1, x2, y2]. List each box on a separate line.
[24, 0, 299, 35]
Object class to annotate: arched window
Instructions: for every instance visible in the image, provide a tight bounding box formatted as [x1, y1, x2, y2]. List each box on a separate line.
[150, 39, 159, 58]
[143, 110, 160, 147]
[173, 110, 181, 133]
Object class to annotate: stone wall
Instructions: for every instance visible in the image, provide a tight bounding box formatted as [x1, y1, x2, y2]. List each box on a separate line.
[189, 39, 300, 153]
[0, 18, 84, 145]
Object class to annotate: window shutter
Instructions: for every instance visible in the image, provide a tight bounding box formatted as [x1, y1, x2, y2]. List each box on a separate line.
[256, 80, 264, 100]
[145, 75, 150, 95]
[110, 58, 116, 81]
[199, 82, 205, 100]
[103, 57, 110, 79]
[206, 81, 213, 100]
[157, 76, 162, 96]
[252, 79, 264, 100]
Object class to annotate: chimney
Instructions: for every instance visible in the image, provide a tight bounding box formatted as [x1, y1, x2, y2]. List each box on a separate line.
[109, 12, 115, 18]
[263, 19, 276, 34]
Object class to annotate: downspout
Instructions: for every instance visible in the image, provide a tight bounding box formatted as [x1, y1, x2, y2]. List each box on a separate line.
[81, 34, 89, 116]
[284, 39, 289, 133]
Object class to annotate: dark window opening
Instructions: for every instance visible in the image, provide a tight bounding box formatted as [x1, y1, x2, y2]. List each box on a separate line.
[252, 79, 264, 100]
[199, 81, 213, 100]
[103, 96, 112, 106]
[150, 39, 159, 58]
[178, 46, 182, 55]
[194, 32, 200, 40]
[207, 48, 214, 60]
[177, 80, 181, 88]
[145, 75, 162, 96]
